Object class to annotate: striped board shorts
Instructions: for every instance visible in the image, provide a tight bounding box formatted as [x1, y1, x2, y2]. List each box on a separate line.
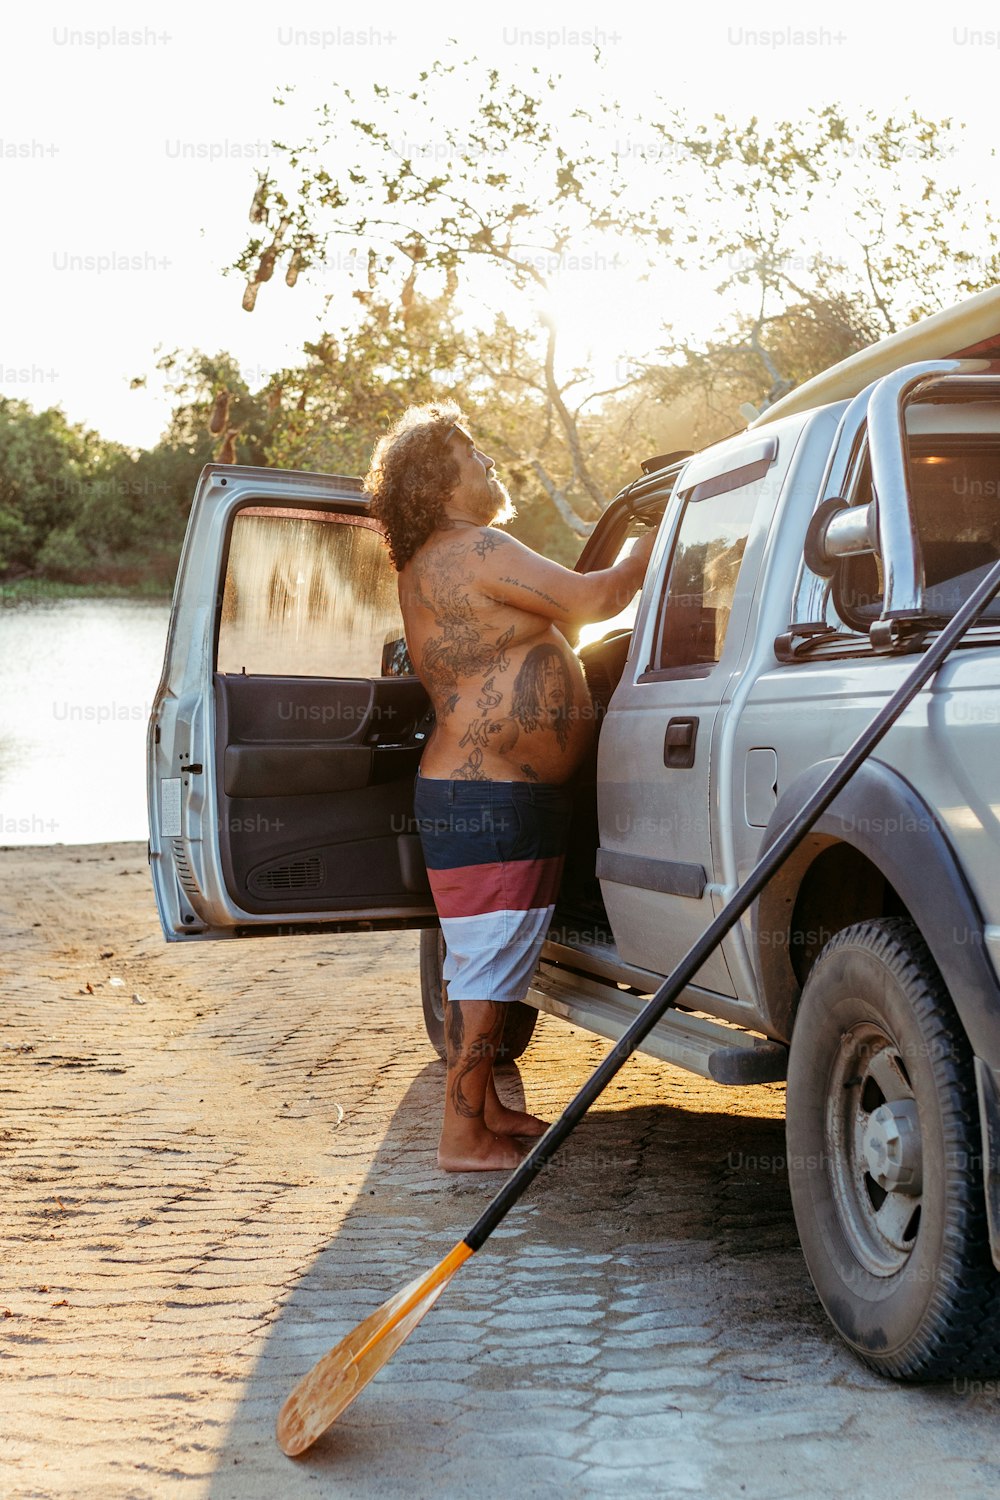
[412, 774, 574, 1003]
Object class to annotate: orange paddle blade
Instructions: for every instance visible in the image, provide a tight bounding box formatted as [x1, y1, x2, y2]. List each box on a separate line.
[276, 1240, 473, 1457]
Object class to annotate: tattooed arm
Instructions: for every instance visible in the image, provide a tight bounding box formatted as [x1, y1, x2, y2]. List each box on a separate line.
[477, 529, 657, 627]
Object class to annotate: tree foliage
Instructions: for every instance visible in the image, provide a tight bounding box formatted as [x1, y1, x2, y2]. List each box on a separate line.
[6, 66, 1000, 584]
[0, 400, 115, 578]
[0, 354, 266, 584]
[233, 63, 666, 532]
[645, 107, 1000, 417]
[234, 65, 1000, 528]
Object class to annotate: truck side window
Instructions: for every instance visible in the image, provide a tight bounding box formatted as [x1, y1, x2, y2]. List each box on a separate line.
[652, 478, 762, 671]
[908, 438, 1000, 618]
[216, 506, 405, 677]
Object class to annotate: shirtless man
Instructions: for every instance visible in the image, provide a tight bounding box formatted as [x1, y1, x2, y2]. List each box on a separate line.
[366, 402, 656, 1171]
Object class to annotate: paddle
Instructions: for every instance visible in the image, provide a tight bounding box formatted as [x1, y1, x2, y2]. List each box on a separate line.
[277, 555, 1000, 1457]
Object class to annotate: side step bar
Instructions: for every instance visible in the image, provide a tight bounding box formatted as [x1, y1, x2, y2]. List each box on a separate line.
[526, 961, 788, 1085]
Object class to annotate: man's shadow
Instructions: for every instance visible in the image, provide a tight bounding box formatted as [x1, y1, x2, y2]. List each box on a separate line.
[205, 1047, 851, 1497]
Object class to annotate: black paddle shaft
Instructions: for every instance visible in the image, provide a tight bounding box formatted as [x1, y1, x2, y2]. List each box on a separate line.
[464, 556, 1000, 1251]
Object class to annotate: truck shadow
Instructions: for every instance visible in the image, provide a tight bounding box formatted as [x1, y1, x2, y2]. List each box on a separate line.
[206, 1056, 865, 1493]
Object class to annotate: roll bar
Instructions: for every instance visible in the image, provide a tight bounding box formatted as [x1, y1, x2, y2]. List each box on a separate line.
[786, 359, 999, 650]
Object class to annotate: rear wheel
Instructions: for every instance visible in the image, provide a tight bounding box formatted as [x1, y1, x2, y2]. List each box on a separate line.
[419, 928, 538, 1062]
[786, 916, 1000, 1379]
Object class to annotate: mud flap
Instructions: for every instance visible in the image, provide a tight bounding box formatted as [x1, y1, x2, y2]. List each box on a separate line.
[974, 1057, 1000, 1272]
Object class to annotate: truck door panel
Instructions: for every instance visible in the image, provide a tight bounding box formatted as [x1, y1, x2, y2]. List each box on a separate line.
[214, 672, 430, 914]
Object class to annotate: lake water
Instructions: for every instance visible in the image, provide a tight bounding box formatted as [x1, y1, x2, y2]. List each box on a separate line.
[0, 598, 171, 845]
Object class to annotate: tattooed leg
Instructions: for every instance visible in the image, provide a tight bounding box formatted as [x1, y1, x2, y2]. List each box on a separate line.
[438, 999, 528, 1172]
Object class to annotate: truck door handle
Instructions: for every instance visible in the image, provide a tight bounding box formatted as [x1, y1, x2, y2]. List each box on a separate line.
[663, 717, 698, 769]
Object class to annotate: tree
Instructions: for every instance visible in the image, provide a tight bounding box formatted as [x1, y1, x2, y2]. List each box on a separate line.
[259, 290, 466, 476]
[0, 353, 281, 586]
[153, 348, 277, 467]
[250, 287, 621, 551]
[0, 400, 112, 578]
[643, 107, 1000, 413]
[233, 65, 1000, 487]
[232, 61, 650, 534]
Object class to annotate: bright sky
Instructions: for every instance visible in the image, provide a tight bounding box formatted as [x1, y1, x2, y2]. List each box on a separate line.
[3, 0, 999, 450]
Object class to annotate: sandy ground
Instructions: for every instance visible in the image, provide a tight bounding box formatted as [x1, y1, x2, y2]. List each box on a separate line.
[2, 842, 1000, 1499]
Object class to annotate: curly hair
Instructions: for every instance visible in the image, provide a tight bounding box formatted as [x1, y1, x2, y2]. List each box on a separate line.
[364, 400, 464, 571]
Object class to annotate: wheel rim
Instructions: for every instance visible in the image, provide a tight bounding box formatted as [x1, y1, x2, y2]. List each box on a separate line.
[826, 1021, 924, 1277]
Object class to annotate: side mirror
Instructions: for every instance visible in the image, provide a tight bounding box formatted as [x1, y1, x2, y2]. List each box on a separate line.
[803, 497, 879, 579]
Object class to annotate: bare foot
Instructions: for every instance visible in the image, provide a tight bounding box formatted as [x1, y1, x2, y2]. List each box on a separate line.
[484, 1101, 550, 1138]
[484, 1072, 548, 1137]
[437, 1130, 528, 1173]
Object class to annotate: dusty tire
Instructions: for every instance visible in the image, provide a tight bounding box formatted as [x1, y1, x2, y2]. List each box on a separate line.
[419, 928, 538, 1062]
[786, 917, 1000, 1379]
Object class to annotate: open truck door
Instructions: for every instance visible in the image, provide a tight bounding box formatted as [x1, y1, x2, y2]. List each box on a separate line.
[147, 464, 437, 941]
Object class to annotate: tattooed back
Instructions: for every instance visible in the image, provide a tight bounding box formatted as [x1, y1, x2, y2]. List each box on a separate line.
[399, 527, 596, 783]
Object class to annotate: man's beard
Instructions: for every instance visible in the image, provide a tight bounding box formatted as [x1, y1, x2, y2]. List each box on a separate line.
[483, 473, 516, 526]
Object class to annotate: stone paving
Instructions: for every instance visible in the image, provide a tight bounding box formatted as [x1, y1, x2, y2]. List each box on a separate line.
[2, 842, 1000, 1499]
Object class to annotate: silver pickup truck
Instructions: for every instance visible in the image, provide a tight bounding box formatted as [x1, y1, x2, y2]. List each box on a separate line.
[148, 292, 1000, 1382]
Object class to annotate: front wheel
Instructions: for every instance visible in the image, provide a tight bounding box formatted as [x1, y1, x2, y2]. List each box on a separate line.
[419, 928, 538, 1062]
[786, 916, 1000, 1379]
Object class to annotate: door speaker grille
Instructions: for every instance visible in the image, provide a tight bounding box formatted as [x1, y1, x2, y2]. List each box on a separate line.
[250, 857, 324, 893]
[172, 839, 200, 898]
